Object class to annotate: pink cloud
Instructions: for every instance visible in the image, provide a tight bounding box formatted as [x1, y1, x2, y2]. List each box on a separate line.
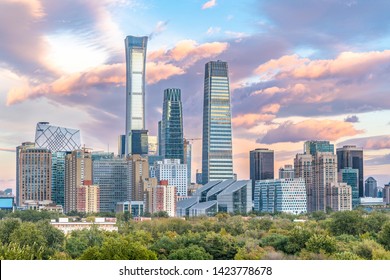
[146, 61, 185, 84]
[338, 135, 390, 150]
[232, 113, 275, 128]
[148, 40, 228, 67]
[202, 0, 217, 10]
[261, 119, 364, 144]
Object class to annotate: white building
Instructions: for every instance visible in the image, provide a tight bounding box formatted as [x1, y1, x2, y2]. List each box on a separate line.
[254, 178, 307, 214]
[154, 159, 187, 196]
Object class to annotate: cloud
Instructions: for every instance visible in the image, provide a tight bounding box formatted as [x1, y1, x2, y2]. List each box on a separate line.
[365, 154, 390, 166]
[338, 135, 390, 150]
[7, 63, 125, 105]
[202, 0, 216, 10]
[207, 26, 221, 35]
[344, 115, 359, 123]
[149, 40, 229, 67]
[146, 62, 185, 84]
[259, 119, 364, 144]
[232, 113, 275, 129]
[149, 20, 168, 40]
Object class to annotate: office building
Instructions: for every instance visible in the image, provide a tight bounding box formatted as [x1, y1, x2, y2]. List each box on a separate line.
[116, 201, 144, 217]
[383, 184, 390, 204]
[145, 180, 177, 217]
[154, 159, 188, 196]
[130, 130, 148, 155]
[130, 155, 149, 201]
[92, 157, 132, 212]
[148, 135, 158, 156]
[177, 180, 252, 217]
[202, 61, 233, 184]
[118, 135, 126, 157]
[16, 142, 52, 206]
[250, 148, 274, 199]
[365, 177, 378, 198]
[254, 178, 307, 214]
[125, 35, 148, 155]
[326, 183, 352, 212]
[65, 148, 92, 213]
[279, 164, 294, 179]
[196, 170, 203, 184]
[304, 140, 334, 156]
[337, 145, 364, 197]
[76, 181, 100, 213]
[310, 152, 337, 212]
[183, 138, 192, 186]
[51, 151, 69, 207]
[34, 122, 81, 152]
[160, 88, 184, 163]
[339, 168, 359, 208]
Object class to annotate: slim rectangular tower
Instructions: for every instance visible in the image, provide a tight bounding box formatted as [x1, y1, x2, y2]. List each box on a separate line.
[202, 61, 233, 184]
[125, 35, 148, 155]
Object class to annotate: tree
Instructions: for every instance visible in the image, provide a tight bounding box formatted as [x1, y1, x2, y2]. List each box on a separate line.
[363, 212, 389, 235]
[329, 211, 364, 236]
[0, 218, 21, 244]
[305, 234, 337, 255]
[378, 222, 390, 250]
[36, 220, 65, 251]
[168, 245, 212, 260]
[65, 227, 104, 259]
[260, 233, 289, 253]
[199, 232, 238, 260]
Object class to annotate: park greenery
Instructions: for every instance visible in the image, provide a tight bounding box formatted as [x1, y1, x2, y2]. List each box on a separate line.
[0, 209, 390, 260]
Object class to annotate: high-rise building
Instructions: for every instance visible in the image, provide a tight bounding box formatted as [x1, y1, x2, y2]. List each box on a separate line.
[125, 35, 148, 155]
[146, 180, 177, 217]
[365, 177, 378, 198]
[340, 168, 359, 208]
[16, 142, 52, 206]
[254, 178, 307, 214]
[76, 181, 100, 213]
[326, 183, 352, 212]
[337, 145, 364, 197]
[118, 135, 126, 157]
[196, 170, 202, 185]
[131, 130, 148, 155]
[311, 152, 337, 212]
[279, 164, 294, 179]
[130, 155, 149, 201]
[160, 88, 184, 163]
[250, 148, 274, 199]
[183, 138, 192, 186]
[304, 140, 334, 156]
[148, 136, 158, 156]
[92, 157, 132, 212]
[154, 159, 188, 197]
[35, 122, 81, 152]
[51, 151, 70, 207]
[65, 148, 92, 213]
[383, 183, 390, 204]
[202, 61, 233, 184]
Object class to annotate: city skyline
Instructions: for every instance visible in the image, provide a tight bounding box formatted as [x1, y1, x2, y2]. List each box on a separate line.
[1, 0, 390, 192]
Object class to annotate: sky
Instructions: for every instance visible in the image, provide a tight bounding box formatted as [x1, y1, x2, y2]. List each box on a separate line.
[1, 0, 390, 192]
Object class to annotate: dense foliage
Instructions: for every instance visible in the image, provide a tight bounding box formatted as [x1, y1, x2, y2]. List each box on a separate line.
[1, 210, 390, 260]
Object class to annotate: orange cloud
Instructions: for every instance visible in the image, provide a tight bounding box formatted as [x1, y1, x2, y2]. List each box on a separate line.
[146, 61, 185, 84]
[261, 103, 281, 114]
[6, 0, 45, 18]
[232, 113, 275, 128]
[261, 119, 364, 144]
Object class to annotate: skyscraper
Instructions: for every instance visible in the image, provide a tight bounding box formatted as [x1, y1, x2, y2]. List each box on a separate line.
[35, 122, 81, 152]
[250, 148, 274, 199]
[340, 167, 359, 208]
[202, 61, 233, 184]
[125, 35, 148, 155]
[183, 138, 192, 186]
[154, 159, 188, 197]
[160, 88, 184, 163]
[16, 142, 52, 206]
[304, 140, 334, 156]
[336, 145, 364, 197]
[365, 177, 378, 197]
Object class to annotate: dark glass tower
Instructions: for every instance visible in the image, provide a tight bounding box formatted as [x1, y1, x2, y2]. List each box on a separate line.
[160, 88, 184, 163]
[250, 148, 274, 199]
[336, 145, 364, 197]
[202, 61, 233, 184]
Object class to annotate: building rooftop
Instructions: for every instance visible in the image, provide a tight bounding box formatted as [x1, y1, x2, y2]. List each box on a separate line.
[219, 180, 251, 196]
[177, 197, 198, 209]
[206, 179, 235, 199]
[189, 200, 217, 211]
[194, 180, 221, 196]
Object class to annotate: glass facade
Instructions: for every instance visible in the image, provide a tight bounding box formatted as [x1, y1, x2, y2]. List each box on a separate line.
[125, 35, 148, 155]
[160, 88, 184, 163]
[336, 145, 364, 197]
[35, 122, 81, 152]
[131, 130, 148, 155]
[340, 167, 359, 208]
[51, 151, 69, 207]
[202, 61, 233, 184]
[304, 140, 334, 156]
[250, 148, 274, 200]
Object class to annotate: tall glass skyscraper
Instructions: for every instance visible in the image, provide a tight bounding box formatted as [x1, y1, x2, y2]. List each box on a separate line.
[336, 145, 364, 197]
[160, 88, 184, 163]
[202, 61, 233, 184]
[125, 35, 148, 155]
[250, 148, 274, 199]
